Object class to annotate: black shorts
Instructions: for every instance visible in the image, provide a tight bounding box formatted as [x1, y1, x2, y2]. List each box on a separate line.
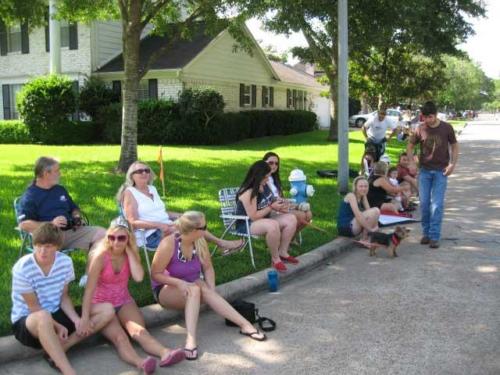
[12, 307, 81, 349]
[338, 224, 354, 237]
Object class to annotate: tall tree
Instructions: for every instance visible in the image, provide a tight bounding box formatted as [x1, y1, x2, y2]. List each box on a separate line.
[1, 0, 242, 171]
[436, 55, 494, 111]
[238, 0, 485, 140]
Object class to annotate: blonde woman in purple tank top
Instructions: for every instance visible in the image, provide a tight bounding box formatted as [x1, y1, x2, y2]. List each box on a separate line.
[152, 211, 267, 361]
[81, 218, 185, 374]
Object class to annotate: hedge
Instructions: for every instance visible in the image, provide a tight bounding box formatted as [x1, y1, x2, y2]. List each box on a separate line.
[0, 120, 32, 143]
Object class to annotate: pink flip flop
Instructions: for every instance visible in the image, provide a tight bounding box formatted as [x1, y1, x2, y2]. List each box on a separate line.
[141, 356, 157, 374]
[159, 348, 185, 367]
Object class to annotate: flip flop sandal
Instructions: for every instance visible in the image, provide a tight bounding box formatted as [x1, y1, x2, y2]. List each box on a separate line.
[141, 356, 157, 374]
[239, 330, 267, 342]
[222, 239, 246, 256]
[159, 348, 185, 367]
[184, 347, 198, 360]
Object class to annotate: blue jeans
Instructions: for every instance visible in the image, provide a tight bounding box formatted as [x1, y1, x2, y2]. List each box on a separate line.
[419, 168, 448, 241]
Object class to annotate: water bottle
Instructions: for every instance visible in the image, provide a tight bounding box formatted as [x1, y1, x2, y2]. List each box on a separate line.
[267, 270, 279, 292]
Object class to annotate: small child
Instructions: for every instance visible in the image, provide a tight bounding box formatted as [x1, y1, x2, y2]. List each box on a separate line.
[388, 167, 404, 211]
[11, 223, 113, 374]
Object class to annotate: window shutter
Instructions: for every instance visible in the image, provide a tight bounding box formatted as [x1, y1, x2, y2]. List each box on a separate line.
[0, 22, 7, 56]
[293, 89, 297, 109]
[21, 23, 29, 54]
[148, 79, 158, 100]
[2, 85, 11, 119]
[251, 84, 256, 108]
[286, 89, 291, 108]
[269, 87, 274, 108]
[112, 80, 122, 100]
[239, 83, 244, 107]
[71, 81, 79, 120]
[261, 86, 266, 107]
[69, 23, 78, 50]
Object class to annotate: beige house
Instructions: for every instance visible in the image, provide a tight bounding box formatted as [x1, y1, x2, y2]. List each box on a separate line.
[1, 21, 330, 127]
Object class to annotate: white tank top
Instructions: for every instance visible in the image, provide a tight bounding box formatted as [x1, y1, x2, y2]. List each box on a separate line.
[126, 186, 171, 245]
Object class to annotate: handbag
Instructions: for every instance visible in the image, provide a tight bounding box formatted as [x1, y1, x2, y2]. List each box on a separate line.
[225, 299, 276, 332]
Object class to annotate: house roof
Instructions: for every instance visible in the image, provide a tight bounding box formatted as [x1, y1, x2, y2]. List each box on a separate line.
[269, 61, 325, 89]
[96, 27, 215, 73]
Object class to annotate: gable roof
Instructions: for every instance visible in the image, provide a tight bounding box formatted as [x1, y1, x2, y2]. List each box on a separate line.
[96, 26, 214, 73]
[269, 61, 325, 89]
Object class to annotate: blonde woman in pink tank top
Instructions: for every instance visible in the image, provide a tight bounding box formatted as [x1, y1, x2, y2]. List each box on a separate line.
[81, 218, 185, 374]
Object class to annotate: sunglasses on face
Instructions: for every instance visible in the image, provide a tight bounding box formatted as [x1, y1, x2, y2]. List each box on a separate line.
[267, 161, 279, 166]
[195, 224, 207, 231]
[107, 234, 128, 242]
[132, 168, 151, 175]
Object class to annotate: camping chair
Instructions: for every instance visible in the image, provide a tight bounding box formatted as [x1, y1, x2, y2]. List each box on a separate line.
[212, 187, 259, 269]
[13, 196, 88, 258]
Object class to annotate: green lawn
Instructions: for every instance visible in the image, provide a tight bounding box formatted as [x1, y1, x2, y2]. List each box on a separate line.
[0, 129, 408, 336]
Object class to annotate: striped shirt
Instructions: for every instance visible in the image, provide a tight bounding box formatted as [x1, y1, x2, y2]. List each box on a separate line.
[11, 252, 75, 324]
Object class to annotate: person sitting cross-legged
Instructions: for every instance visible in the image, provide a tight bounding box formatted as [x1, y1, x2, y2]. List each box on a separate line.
[11, 223, 114, 375]
[151, 211, 266, 361]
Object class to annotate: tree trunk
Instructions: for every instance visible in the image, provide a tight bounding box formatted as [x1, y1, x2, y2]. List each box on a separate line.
[117, 3, 142, 172]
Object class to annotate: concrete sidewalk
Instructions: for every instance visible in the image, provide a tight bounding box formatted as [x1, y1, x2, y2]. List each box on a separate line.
[1, 121, 499, 374]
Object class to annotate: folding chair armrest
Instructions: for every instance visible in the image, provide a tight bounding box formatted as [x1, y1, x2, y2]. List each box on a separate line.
[220, 214, 250, 221]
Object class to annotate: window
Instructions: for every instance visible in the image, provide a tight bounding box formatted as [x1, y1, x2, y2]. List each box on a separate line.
[60, 21, 70, 48]
[287, 89, 292, 108]
[262, 86, 269, 107]
[137, 80, 149, 101]
[297, 91, 304, 110]
[2, 84, 23, 119]
[239, 84, 256, 107]
[7, 25, 21, 53]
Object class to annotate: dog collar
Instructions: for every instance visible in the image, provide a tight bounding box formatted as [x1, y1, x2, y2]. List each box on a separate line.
[391, 234, 400, 246]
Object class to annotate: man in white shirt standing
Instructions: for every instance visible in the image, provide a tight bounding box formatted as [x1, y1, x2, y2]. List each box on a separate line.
[362, 108, 398, 160]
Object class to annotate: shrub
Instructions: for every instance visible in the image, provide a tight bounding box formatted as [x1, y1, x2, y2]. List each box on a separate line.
[178, 89, 225, 127]
[0, 120, 31, 143]
[79, 76, 120, 120]
[17, 75, 77, 144]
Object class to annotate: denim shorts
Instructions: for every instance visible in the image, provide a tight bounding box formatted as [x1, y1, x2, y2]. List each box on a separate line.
[337, 224, 354, 237]
[146, 229, 162, 248]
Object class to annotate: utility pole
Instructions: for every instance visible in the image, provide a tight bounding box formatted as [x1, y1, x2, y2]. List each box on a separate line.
[337, 0, 349, 194]
[49, 0, 61, 74]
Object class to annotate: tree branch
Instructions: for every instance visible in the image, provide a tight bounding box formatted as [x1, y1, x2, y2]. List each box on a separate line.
[141, 0, 171, 29]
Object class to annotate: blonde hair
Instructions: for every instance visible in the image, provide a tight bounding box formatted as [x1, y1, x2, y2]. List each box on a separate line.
[116, 161, 157, 203]
[373, 161, 388, 176]
[175, 211, 209, 263]
[98, 217, 141, 263]
[352, 176, 368, 196]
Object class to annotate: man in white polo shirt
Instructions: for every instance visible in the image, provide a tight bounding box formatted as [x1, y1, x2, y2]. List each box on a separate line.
[362, 108, 398, 160]
[11, 223, 113, 374]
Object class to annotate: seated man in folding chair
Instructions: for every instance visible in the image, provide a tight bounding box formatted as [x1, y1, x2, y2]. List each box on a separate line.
[18, 156, 106, 256]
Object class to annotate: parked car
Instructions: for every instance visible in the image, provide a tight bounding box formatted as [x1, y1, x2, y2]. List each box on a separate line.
[349, 108, 402, 128]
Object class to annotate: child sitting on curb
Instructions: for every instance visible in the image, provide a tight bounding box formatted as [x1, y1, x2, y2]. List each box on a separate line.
[11, 223, 114, 375]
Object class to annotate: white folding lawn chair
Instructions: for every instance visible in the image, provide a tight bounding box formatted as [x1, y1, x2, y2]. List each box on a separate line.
[212, 187, 259, 269]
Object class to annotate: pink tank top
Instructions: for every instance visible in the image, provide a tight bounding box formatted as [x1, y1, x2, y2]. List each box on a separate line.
[92, 252, 133, 308]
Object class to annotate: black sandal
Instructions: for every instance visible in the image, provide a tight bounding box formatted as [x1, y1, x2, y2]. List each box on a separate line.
[43, 353, 61, 372]
[184, 347, 198, 360]
[239, 330, 267, 341]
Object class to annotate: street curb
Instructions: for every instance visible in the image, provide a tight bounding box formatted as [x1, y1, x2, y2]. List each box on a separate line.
[0, 237, 353, 364]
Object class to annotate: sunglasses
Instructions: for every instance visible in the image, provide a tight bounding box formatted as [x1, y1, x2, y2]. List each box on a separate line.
[195, 224, 207, 231]
[107, 234, 128, 242]
[132, 168, 151, 175]
[267, 161, 279, 166]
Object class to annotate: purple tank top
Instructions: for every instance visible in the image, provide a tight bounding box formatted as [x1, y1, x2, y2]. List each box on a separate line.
[152, 235, 202, 288]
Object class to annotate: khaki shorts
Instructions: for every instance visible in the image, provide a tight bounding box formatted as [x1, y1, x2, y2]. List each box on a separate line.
[62, 226, 103, 251]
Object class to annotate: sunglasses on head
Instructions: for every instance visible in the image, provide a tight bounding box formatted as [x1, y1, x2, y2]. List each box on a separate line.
[132, 168, 151, 175]
[107, 234, 128, 242]
[195, 224, 207, 231]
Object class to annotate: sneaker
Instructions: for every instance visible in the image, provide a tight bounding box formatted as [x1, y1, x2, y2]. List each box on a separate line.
[420, 236, 430, 245]
[429, 240, 440, 249]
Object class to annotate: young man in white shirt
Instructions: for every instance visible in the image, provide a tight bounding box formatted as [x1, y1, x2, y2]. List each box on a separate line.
[11, 223, 113, 375]
[362, 108, 398, 160]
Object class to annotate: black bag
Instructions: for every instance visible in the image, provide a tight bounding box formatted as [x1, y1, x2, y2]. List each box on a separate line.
[225, 299, 276, 332]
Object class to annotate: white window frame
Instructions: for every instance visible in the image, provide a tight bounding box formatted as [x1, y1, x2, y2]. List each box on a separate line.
[243, 84, 251, 107]
[9, 84, 24, 119]
[7, 25, 22, 53]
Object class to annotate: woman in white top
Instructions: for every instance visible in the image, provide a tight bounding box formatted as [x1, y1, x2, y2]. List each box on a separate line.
[117, 161, 244, 252]
[262, 152, 313, 235]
